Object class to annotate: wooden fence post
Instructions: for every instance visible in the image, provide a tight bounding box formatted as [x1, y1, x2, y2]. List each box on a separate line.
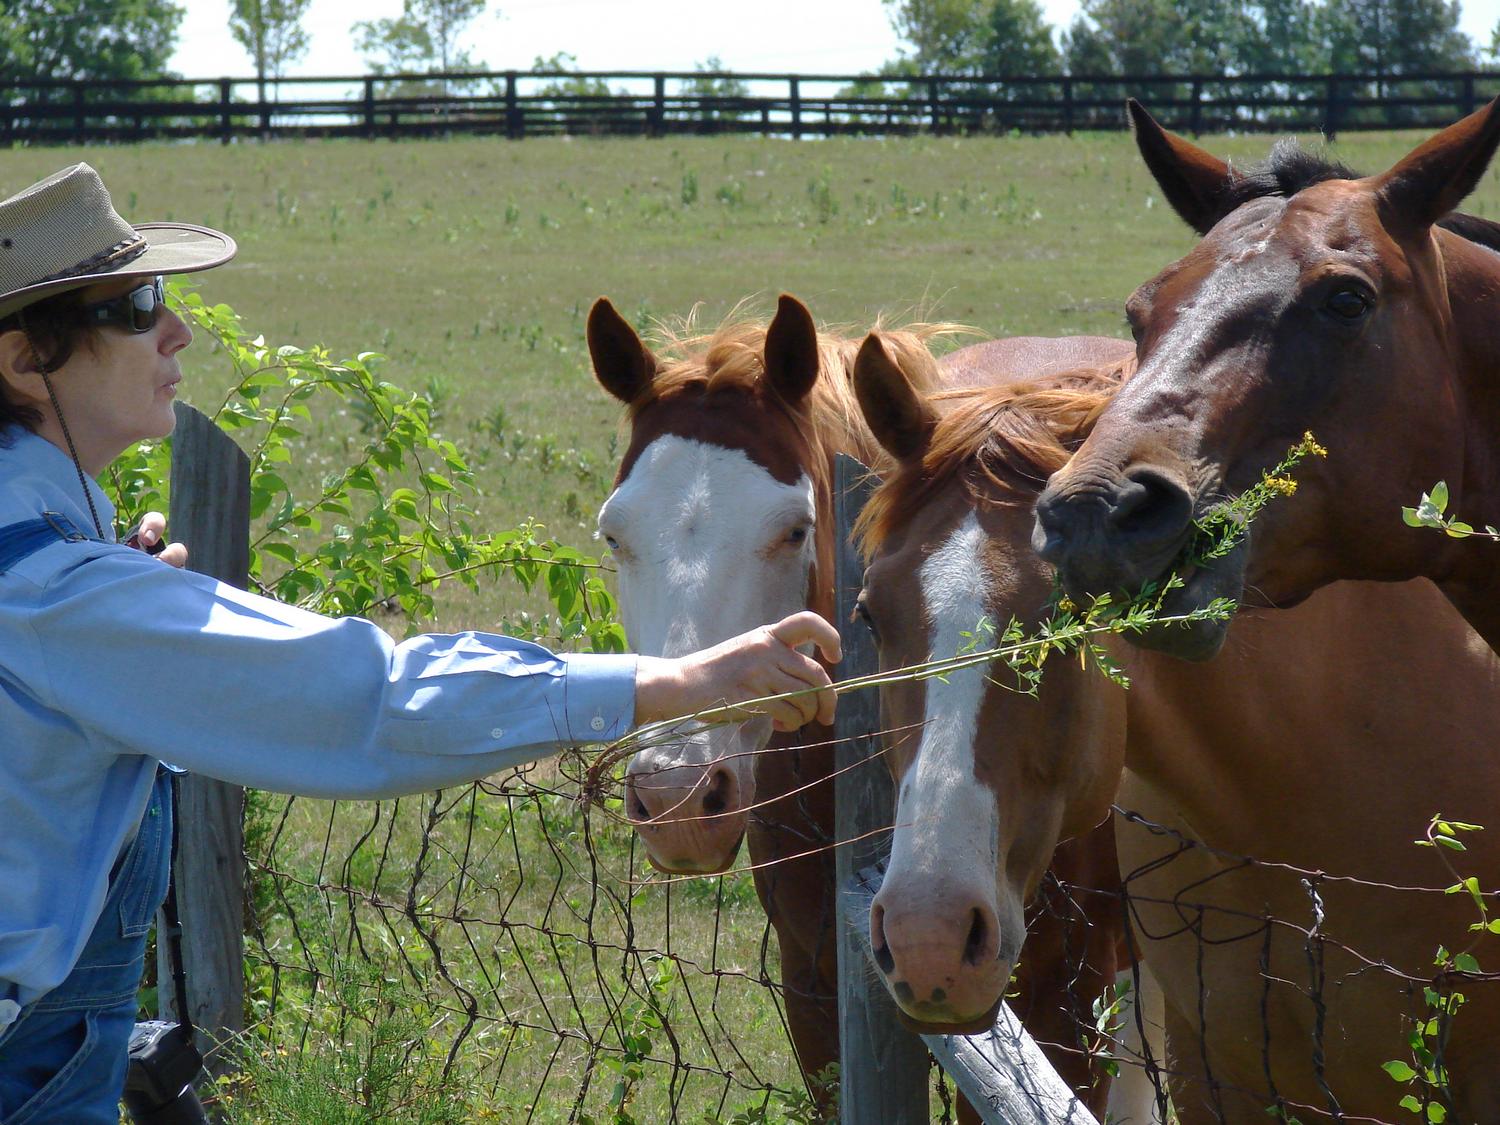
[789, 76, 802, 139]
[505, 71, 522, 140]
[158, 401, 248, 1076]
[834, 455, 931, 1124]
[363, 76, 377, 138]
[651, 73, 665, 137]
[218, 79, 232, 145]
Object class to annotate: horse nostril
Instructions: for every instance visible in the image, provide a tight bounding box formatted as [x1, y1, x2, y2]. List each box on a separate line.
[624, 776, 652, 823]
[962, 906, 995, 967]
[1031, 497, 1068, 562]
[1109, 467, 1193, 549]
[701, 767, 732, 818]
[870, 904, 896, 975]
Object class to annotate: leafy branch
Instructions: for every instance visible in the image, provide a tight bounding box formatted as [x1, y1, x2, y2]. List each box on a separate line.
[106, 281, 624, 654]
[1403, 481, 1500, 541]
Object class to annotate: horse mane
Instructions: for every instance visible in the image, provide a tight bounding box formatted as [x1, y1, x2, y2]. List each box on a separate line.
[1218, 138, 1359, 215]
[856, 364, 1127, 560]
[1213, 139, 1500, 252]
[630, 307, 971, 471]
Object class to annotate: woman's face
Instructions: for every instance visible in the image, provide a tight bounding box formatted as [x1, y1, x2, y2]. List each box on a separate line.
[46, 276, 193, 472]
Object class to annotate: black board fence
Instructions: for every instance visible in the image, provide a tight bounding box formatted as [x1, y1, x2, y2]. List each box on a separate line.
[5, 68, 1500, 144]
[831, 454, 1102, 1123]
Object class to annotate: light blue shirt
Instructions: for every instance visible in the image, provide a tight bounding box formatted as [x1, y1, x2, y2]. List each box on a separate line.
[0, 427, 636, 1017]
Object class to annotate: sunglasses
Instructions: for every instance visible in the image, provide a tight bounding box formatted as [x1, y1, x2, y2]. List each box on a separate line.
[81, 276, 166, 333]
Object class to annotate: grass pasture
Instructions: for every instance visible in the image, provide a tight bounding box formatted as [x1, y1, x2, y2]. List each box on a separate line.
[11, 125, 1500, 1122]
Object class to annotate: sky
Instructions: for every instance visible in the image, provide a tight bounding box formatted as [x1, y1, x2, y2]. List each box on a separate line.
[169, 0, 1500, 81]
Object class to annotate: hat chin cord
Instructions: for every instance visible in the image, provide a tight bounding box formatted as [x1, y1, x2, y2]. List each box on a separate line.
[18, 309, 106, 540]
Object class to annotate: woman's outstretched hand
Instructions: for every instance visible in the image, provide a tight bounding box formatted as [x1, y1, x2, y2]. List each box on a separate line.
[633, 611, 842, 731]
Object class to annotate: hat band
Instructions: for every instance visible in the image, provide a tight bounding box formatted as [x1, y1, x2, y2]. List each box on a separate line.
[31, 233, 148, 287]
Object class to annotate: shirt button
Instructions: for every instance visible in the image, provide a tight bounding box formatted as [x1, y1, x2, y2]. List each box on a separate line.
[0, 999, 19, 1026]
[590, 716, 606, 732]
[490, 728, 505, 740]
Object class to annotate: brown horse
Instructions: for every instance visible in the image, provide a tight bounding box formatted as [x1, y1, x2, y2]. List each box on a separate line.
[1033, 99, 1500, 658]
[589, 296, 1136, 1113]
[856, 343, 1500, 1121]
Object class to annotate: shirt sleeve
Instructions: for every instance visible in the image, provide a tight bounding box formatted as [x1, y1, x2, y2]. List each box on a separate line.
[20, 544, 638, 799]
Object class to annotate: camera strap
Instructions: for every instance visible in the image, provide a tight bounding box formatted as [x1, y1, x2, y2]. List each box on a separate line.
[161, 770, 196, 1039]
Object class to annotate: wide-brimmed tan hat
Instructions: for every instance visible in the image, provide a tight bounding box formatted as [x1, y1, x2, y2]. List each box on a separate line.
[0, 163, 236, 321]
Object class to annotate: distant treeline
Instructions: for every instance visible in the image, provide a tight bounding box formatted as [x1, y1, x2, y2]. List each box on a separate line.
[1, 0, 1492, 99]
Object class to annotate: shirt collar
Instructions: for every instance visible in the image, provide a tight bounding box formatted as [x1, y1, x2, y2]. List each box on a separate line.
[0, 425, 119, 541]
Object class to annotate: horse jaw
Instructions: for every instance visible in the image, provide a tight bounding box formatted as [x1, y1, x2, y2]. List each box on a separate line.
[601, 433, 816, 872]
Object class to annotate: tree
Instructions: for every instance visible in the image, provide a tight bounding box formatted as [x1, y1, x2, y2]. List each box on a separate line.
[229, 0, 311, 85]
[354, 0, 487, 76]
[981, 0, 1061, 76]
[681, 56, 751, 123]
[1320, 0, 1473, 75]
[0, 0, 183, 84]
[883, 0, 995, 73]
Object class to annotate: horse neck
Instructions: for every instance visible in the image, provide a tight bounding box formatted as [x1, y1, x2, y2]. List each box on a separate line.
[1432, 238, 1500, 647]
[1122, 579, 1500, 870]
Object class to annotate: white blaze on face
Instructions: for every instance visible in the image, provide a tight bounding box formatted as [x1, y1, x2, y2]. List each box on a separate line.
[887, 512, 1003, 913]
[599, 434, 817, 778]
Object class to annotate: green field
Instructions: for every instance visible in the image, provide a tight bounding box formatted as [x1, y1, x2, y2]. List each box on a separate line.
[12, 126, 1499, 1122]
[16, 126, 1499, 633]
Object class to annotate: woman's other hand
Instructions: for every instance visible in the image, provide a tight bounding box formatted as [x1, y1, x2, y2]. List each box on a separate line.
[129, 512, 188, 569]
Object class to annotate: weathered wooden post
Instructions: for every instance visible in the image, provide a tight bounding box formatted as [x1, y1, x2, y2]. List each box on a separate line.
[834, 454, 931, 1123]
[157, 401, 248, 1077]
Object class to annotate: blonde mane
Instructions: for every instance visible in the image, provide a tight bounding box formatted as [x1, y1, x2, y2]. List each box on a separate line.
[631, 308, 971, 474]
[856, 365, 1128, 560]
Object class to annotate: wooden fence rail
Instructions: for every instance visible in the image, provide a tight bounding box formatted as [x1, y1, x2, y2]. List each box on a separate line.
[832, 454, 1100, 1124]
[4, 68, 1500, 144]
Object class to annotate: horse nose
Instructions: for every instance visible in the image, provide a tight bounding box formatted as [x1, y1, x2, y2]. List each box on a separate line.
[625, 761, 739, 824]
[869, 893, 1006, 1023]
[623, 762, 746, 874]
[1033, 466, 1194, 596]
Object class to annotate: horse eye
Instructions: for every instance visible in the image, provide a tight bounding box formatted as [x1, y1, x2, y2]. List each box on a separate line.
[604, 535, 621, 551]
[855, 593, 879, 640]
[786, 525, 810, 545]
[1325, 287, 1372, 321]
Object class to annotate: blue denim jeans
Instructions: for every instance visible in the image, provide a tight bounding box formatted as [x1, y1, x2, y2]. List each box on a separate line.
[0, 768, 173, 1124]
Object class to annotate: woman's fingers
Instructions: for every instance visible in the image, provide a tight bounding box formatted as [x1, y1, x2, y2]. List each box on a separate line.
[768, 610, 842, 665]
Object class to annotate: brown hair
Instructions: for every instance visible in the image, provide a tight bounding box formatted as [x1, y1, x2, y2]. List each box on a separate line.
[0, 290, 100, 435]
[856, 366, 1128, 560]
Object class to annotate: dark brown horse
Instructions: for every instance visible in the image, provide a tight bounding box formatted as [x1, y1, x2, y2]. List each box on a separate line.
[856, 343, 1500, 1122]
[1033, 99, 1500, 658]
[589, 296, 1137, 1114]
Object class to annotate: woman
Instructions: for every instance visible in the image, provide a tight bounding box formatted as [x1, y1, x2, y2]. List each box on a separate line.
[0, 164, 840, 1123]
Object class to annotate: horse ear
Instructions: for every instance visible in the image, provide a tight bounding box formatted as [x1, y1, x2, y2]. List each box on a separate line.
[1128, 99, 1235, 235]
[763, 294, 820, 404]
[1375, 98, 1500, 238]
[587, 297, 658, 405]
[853, 332, 937, 463]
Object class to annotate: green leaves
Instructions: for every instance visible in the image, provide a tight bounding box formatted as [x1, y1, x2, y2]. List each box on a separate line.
[1404, 481, 1500, 540]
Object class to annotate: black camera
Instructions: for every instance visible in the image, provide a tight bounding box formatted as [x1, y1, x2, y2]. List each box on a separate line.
[121, 1020, 209, 1125]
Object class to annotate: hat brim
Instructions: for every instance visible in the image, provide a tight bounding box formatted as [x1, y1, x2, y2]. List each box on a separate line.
[0, 222, 237, 321]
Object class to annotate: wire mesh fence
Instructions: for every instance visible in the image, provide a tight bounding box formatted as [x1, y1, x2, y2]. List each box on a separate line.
[234, 757, 828, 1123]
